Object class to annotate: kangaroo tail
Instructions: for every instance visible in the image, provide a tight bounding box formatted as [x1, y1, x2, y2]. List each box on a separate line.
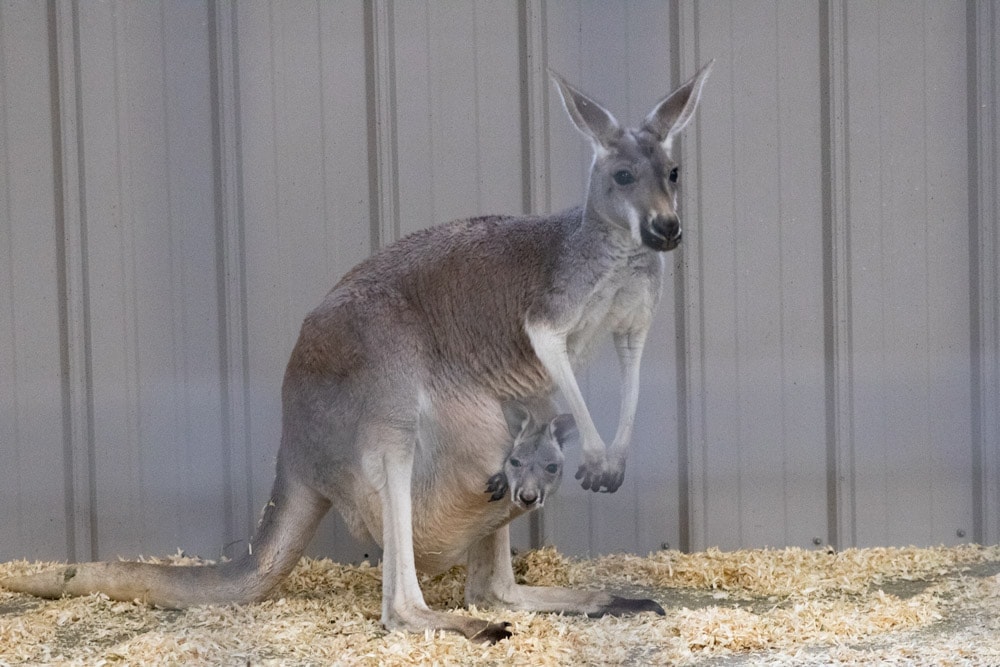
[1, 473, 330, 608]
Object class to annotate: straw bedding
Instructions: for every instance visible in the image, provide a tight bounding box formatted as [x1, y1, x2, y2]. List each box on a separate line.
[2, 544, 998, 665]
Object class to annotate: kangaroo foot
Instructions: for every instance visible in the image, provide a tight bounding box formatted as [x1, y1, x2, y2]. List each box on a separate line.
[383, 605, 512, 643]
[470, 620, 513, 643]
[587, 594, 665, 618]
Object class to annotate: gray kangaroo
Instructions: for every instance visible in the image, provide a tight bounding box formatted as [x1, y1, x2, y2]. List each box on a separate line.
[2, 63, 713, 642]
[486, 403, 573, 510]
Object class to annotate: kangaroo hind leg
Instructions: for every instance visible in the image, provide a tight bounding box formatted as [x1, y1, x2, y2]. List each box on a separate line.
[465, 526, 664, 617]
[367, 423, 512, 643]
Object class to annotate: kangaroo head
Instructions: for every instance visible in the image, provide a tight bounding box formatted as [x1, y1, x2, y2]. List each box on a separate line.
[500, 403, 577, 510]
[550, 61, 713, 252]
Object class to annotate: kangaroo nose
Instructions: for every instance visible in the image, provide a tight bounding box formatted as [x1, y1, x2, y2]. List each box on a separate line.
[654, 215, 681, 242]
[518, 490, 539, 506]
[642, 214, 682, 251]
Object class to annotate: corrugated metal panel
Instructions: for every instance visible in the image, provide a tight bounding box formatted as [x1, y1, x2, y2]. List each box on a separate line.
[678, 0, 828, 551]
[836, 0, 973, 547]
[231, 0, 376, 561]
[72, 1, 229, 559]
[1, 0, 997, 567]
[0, 0, 68, 561]
[392, 0, 523, 237]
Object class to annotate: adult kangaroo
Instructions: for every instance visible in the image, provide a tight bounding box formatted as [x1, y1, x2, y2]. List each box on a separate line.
[3, 63, 712, 641]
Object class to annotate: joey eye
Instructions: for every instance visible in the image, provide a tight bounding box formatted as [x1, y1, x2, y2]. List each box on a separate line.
[668, 166, 679, 183]
[612, 170, 636, 186]
[509, 458, 521, 467]
[545, 464, 559, 474]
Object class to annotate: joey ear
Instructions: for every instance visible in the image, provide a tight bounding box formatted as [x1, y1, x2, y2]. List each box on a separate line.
[642, 60, 714, 149]
[549, 414, 577, 450]
[549, 70, 622, 150]
[501, 402, 532, 439]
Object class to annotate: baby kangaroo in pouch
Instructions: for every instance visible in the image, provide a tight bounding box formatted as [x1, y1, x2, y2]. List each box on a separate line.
[486, 402, 574, 511]
[3, 62, 713, 642]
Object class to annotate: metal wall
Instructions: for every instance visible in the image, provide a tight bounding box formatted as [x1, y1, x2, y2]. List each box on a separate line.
[1, 0, 997, 566]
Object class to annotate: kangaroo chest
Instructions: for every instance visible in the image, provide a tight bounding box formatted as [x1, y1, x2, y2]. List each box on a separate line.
[564, 252, 663, 361]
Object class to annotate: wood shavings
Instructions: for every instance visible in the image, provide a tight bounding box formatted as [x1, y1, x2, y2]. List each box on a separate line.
[2, 544, 998, 665]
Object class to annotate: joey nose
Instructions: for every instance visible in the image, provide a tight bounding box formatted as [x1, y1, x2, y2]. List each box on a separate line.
[518, 490, 539, 506]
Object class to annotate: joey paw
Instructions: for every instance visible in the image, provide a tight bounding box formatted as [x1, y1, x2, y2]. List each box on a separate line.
[485, 472, 508, 502]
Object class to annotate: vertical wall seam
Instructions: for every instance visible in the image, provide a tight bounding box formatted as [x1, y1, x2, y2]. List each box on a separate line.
[818, 0, 837, 550]
[692, 2, 707, 554]
[316, 2, 331, 276]
[471, 2, 482, 212]
[819, 0, 837, 550]
[75, 0, 97, 562]
[518, 0, 549, 217]
[920, 3, 935, 540]
[46, 0, 75, 561]
[673, 0, 709, 553]
[113, 2, 143, 555]
[159, 3, 185, 525]
[725, 3, 746, 547]
[773, 3, 791, 545]
[1, 0, 27, 550]
[207, 0, 231, 549]
[421, 7, 435, 226]
[966, 0, 983, 546]
[209, 0, 252, 553]
[968, 0, 999, 546]
[668, 0, 690, 554]
[989, 0, 1000, 547]
[820, 0, 855, 549]
[51, 0, 96, 561]
[364, 0, 399, 251]
[517, 0, 548, 549]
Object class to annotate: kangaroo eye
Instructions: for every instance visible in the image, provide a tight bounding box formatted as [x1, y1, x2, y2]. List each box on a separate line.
[612, 170, 636, 186]
[545, 464, 559, 474]
[509, 459, 521, 467]
[668, 166, 679, 183]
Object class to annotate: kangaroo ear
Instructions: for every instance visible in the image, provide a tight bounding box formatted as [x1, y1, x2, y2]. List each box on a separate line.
[550, 70, 622, 151]
[501, 401, 532, 439]
[642, 60, 714, 150]
[549, 414, 577, 450]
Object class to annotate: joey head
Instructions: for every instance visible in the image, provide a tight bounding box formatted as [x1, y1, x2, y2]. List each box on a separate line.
[486, 403, 576, 510]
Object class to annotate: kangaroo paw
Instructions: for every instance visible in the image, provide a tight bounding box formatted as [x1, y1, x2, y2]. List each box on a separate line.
[575, 457, 626, 493]
[588, 595, 665, 618]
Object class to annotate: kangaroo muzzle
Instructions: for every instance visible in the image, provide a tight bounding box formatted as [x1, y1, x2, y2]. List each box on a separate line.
[640, 213, 682, 251]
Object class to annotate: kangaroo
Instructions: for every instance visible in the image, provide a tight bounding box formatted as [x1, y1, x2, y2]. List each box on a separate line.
[486, 403, 573, 510]
[2, 63, 713, 642]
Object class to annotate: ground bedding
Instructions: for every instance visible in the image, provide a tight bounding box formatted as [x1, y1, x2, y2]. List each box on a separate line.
[2, 544, 998, 665]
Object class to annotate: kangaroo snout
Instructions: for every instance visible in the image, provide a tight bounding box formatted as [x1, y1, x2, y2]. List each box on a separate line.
[641, 214, 682, 251]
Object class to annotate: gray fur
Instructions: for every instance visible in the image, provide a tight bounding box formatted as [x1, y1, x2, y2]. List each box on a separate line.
[1, 63, 712, 642]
